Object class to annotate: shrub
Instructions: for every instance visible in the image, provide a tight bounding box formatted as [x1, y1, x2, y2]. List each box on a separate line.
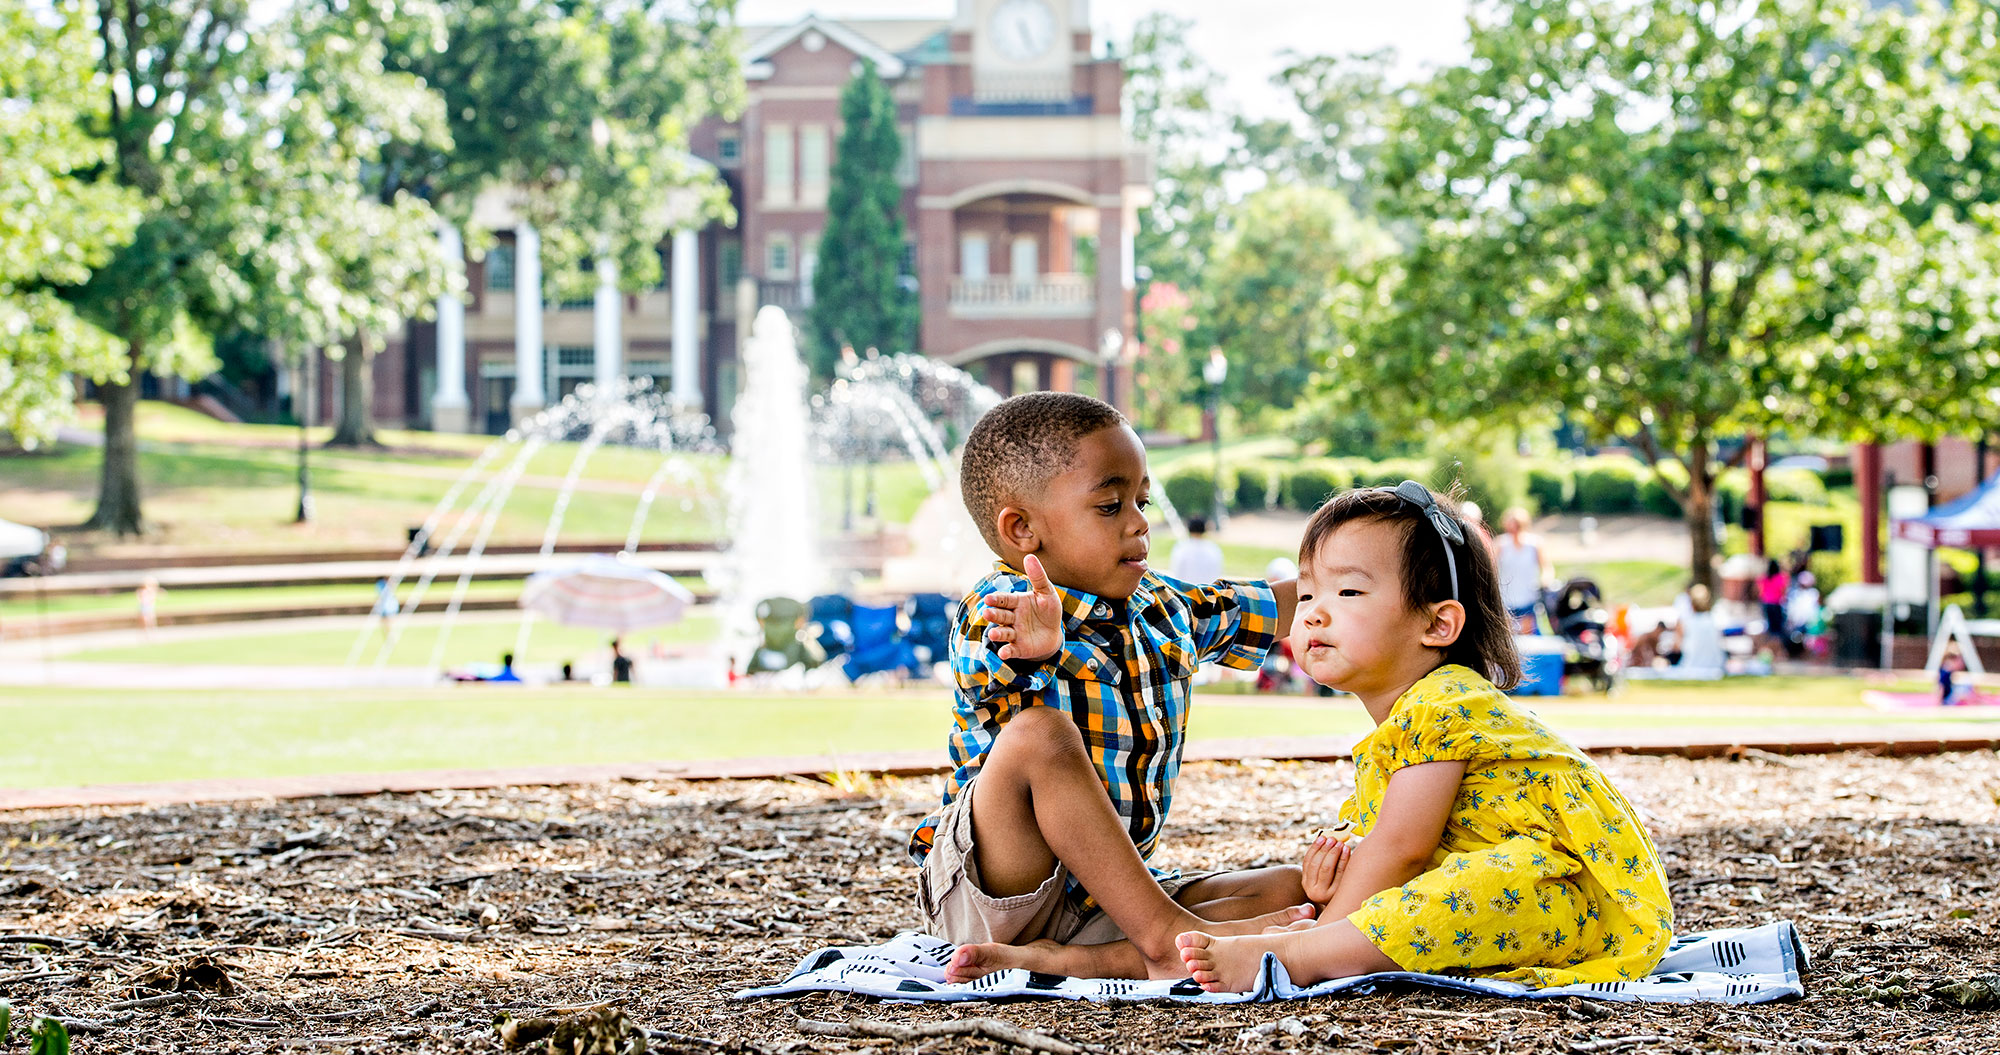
[1284, 464, 1352, 512]
[1823, 463, 1854, 489]
[1765, 467, 1829, 506]
[1163, 465, 1216, 520]
[1716, 470, 1749, 524]
[1574, 460, 1643, 514]
[1351, 457, 1432, 490]
[1231, 462, 1273, 513]
[1525, 464, 1573, 514]
[1639, 461, 1689, 518]
[1431, 445, 1526, 517]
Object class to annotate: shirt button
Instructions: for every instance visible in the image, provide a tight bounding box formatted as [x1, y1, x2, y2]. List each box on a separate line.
[1085, 658, 1099, 671]
[1094, 604, 1109, 617]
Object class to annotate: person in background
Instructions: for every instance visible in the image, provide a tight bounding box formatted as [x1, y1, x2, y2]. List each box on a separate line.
[1758, 559, 1790, 656]
[136, 575, 162, 633]
[1168, 515, 1226, 584]
[1493, 508, 1550, 633]
[610, 637, 634, 684]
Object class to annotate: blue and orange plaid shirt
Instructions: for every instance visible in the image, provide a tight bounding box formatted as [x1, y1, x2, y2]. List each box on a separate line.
[907, 562, 1280, 896]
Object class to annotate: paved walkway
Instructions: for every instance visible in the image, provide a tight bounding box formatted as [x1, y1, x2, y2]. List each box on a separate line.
[0, 550, 720, 597]
[4, 723, 1997, 812]
[1221, 511, 1689, 566]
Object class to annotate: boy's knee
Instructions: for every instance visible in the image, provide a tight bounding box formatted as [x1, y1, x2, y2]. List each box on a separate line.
[988, 707, 1088, 770]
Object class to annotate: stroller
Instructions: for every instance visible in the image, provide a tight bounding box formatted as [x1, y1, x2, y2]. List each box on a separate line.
[1547, 577, 1617, 692]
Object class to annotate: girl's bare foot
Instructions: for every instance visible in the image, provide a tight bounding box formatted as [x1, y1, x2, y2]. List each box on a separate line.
[1175, 930, 1271, 993]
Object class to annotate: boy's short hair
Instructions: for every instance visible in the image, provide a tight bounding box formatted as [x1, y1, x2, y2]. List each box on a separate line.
[961, 392, 1127, 553]
[1298, 483, 1523, 689]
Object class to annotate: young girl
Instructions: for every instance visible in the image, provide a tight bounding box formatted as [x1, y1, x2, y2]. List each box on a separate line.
[1178, 482, 1674, 993]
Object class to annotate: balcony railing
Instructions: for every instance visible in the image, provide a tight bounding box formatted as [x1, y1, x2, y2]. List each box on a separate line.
[758, 277, 807, 312]
[949, 275, 1096, 318]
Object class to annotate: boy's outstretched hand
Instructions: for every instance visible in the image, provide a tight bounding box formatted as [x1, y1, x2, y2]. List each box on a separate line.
[980, 553, 1065, 663]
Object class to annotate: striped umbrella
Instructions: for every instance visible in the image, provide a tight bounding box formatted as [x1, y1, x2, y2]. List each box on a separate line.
[519, 555, 695, 632]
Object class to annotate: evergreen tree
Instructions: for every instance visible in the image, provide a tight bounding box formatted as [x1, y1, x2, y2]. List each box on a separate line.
[809, 61, 914, 380]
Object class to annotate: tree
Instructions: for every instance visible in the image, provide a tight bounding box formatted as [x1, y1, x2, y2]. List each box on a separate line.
[66, 0, 453, 534]
[1234, 48, 1400, 216]
[1122, 12, 1233, 295]
[1200, 185, 1392, 423]
[1347, 0, 2000, 589]
[808, 60, 913, 380]
[343, 0, 743, 443]
[0, 2, 139, 449]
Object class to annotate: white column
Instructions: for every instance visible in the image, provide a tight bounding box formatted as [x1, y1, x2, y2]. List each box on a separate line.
[432, 222, 470, 433]
[670, 228, 700, 408]
[511, 222, 546, 421]
[592, 255, 622, 398]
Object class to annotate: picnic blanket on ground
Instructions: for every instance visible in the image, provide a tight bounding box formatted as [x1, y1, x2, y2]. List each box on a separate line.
[735, 922, 1807, 1006]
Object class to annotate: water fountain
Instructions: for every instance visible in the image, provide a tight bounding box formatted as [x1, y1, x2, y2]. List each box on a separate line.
[341, 309, 1185, 681]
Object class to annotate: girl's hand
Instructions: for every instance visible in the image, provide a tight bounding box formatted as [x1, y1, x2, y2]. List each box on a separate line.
[980, 554, 1065, 662]
[1301, 835, 1356, 906]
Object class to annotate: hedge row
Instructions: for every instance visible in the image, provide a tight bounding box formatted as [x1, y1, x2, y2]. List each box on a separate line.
[1163, 457, 1837, 521]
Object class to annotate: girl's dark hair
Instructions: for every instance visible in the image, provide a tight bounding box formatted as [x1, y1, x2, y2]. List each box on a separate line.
[1297, 483, 1522, 689]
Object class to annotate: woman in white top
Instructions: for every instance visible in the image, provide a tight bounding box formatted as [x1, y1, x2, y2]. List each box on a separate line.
[1494, 507, 1551, 633]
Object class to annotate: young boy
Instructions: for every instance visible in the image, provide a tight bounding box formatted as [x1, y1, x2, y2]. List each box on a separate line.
[909, 392, 1306, 982]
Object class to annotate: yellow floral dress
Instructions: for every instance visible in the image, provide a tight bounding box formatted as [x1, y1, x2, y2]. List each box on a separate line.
[1341, 664, 1674, 986]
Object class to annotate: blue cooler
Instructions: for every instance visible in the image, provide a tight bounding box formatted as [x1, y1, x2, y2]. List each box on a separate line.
[1513, 635, 1565, 696]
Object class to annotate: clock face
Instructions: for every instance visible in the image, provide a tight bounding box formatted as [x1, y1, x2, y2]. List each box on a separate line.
[990, 0, 1058, 63]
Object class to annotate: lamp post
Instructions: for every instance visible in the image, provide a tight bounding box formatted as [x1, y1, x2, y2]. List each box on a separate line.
[1203, 346, 1229, 527]
[1099, 327, 1122, 412]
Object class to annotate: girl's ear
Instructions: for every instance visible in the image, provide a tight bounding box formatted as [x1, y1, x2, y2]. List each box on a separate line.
[1422, 600, 1466, 650]
[997, 506, 1040, 553]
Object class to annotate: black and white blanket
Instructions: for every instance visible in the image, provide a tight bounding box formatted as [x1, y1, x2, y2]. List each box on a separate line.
[736, 922, 1807, 1005]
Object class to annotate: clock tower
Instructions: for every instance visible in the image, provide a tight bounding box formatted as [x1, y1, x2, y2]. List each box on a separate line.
[966, 0, 1078, 101]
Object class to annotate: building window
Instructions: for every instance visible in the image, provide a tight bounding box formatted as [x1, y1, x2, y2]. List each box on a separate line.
[764, 123, 793, 206]
[961, 233, 989, 282]
[896, 125, 917, 186]
[719, 239, 743, 290]
[800, 125, 830, 205]
[899, 240, 916, 279]
[486, 244, 516, 292]
[655, 246, 671, 290]
[717, 131, 741, 167]
[767, 233, 794, 279]
[800, 232, 820, 305]
[1011, 235, 1038, 284]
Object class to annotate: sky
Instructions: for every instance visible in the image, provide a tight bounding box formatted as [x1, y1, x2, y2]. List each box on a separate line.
[732, 1, 1475, 119]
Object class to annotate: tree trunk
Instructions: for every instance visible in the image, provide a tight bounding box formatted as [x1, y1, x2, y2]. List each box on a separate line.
[1685, 439, 1718, 594]
[327, 342, 378, 447]
[85, 341, 146, 536]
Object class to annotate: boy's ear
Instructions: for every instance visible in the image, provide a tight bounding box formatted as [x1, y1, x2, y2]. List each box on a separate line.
[1422, 600, 1466, 650]
[997, 505, 1040, 553]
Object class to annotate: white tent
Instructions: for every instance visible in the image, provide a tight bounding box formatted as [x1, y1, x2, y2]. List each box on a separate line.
[0, 518, 46, 560]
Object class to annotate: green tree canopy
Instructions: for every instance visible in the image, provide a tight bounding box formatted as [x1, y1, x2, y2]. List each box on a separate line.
[808, 60, 914, 380]
[0, 1, 140, 450]
[1347, 0, 2000, 586]
[325, 0, 742, 444]
[1202, 185, 1394, 424]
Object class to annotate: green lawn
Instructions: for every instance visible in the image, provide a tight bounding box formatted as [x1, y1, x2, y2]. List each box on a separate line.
[60, 613, 720, 668]
[3, 401, 937, 550]
[3, 675, 1987, 789]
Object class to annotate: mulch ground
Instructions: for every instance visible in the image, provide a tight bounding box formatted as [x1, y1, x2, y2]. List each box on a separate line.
[2, 750, 1997, 1054]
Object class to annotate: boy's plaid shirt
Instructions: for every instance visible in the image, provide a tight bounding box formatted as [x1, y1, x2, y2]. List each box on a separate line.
[907, 562, 1279, 884]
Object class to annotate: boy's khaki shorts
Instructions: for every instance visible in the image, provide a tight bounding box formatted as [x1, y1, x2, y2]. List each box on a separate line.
[916, 778, 1212, 947]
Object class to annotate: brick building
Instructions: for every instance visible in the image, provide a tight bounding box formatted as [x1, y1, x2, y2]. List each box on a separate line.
[360, 0, 1149, 435]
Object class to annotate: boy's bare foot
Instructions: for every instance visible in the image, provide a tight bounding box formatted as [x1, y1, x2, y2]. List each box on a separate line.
[1202, 902, 1314, 936]
[1175, 930, 1270, 993]
[946, 938, 1146, 983]
[944, 904, 1315, 984]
